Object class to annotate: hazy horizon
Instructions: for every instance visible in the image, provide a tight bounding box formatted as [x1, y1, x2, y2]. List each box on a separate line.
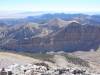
[0, 11, 100, 19]
[0, 0, 100, 12]
[0, 0, 100, 18]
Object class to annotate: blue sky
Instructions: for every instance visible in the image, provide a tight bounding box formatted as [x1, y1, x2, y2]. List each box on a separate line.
[0, 0, 100, 13]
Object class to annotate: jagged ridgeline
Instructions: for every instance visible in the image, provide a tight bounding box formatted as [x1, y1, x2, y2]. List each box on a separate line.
[0, 14, 100, 52]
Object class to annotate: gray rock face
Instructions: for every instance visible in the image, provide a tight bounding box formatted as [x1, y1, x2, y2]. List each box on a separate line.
[48, 22, 100, 52]
[0, 19, 100, 52]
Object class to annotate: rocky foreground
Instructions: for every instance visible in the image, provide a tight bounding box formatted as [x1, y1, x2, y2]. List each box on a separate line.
[0, 52, 100, 75]
[0, 62, 100, 75]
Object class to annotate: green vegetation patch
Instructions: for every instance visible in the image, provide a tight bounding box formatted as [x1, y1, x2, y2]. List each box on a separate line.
[19, 52, 55, 63]
[62, 54, 90, 67]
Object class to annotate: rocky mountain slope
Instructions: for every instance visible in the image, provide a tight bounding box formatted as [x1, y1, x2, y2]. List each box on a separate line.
[0, 13, 100, 52]
[0, 52, 99, 75]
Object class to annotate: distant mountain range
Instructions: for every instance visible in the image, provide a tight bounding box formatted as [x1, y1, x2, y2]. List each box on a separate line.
[0, 11, 47, 18]
[0, 13, 100, 53]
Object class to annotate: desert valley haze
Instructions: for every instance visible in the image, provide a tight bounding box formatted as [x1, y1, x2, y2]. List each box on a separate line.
[0, 0, 100, 75]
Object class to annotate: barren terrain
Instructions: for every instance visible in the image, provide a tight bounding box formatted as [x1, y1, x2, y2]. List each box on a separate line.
[0, 52, 39, 68]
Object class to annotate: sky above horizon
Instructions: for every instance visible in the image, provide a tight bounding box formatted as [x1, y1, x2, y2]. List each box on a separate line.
[0, 0, 100, 13]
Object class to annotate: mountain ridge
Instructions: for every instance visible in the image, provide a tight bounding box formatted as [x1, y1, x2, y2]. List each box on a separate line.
[0, 13, 100, 53]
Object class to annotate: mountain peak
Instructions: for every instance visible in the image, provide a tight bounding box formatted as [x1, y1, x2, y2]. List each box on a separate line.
[48, 18, 65, 23]
[46, 18, 67, 27]
[67, 21, 81, 26]
[24, 23, 39, 29]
